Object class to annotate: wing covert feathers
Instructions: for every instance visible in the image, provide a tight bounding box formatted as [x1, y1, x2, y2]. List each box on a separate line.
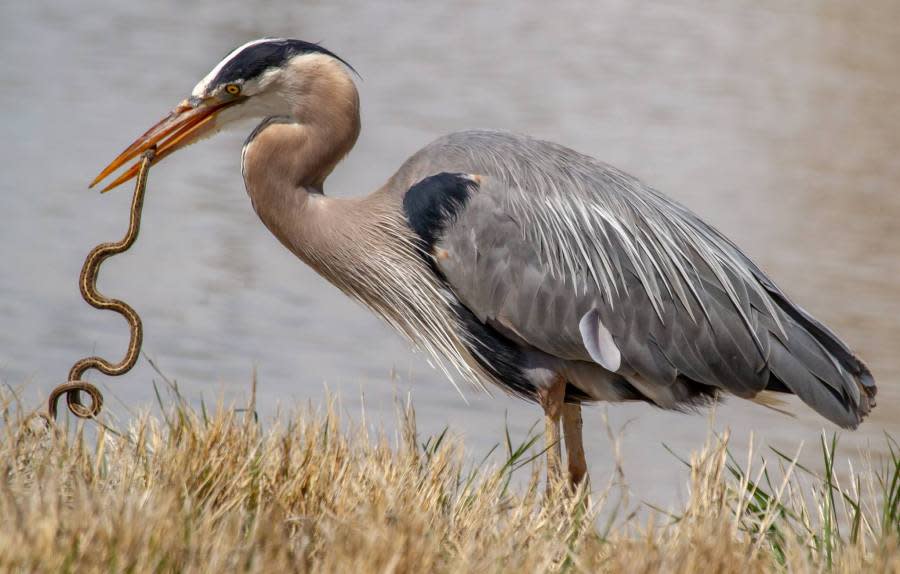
[395, 130, 876, 427]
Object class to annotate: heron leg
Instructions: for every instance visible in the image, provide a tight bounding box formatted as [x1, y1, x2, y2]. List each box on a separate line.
[562, 401, 588, 488]
[539, 377, 565, 489]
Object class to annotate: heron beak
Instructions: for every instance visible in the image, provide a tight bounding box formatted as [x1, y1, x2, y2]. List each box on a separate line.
[90, 97, 243, 193]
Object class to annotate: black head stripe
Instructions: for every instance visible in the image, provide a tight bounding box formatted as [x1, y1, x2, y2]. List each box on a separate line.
[211, 39, 357, 87]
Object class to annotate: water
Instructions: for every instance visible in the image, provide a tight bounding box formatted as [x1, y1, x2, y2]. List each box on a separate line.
[1, 0, 898, 507]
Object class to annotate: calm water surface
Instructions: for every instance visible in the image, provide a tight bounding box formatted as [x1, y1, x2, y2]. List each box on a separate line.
[1, 1, 898, 507]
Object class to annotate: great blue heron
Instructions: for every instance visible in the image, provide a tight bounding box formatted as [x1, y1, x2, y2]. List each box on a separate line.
[92, 38, 876, 487]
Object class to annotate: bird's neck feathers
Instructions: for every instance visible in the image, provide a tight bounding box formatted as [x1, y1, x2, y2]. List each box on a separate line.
[240, 53, 365, 256]
[283, 53, 361, 189]
[242, 54, 361, 194]
[239, 52, 377, 273]
[240, 116, 365, 268]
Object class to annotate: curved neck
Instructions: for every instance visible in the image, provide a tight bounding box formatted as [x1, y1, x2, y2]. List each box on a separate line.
[240, 58, 368, 268]
[242, 57, 361, 194]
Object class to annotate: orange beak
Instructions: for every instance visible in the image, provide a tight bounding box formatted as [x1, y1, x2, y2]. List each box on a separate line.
[90, 97, 244, 193]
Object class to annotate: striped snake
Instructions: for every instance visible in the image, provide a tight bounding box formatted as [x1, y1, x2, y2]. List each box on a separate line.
[47, 150, 155, 420]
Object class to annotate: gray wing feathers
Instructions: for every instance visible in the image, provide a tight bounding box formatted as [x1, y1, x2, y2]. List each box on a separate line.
[395, 130, 875, 427]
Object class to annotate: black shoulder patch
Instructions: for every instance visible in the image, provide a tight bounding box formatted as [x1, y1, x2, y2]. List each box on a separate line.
[212, 39, 356, 88]
[403, 173, 478, 250]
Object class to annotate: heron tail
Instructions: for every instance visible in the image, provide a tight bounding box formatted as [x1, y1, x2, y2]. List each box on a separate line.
[763, 298, 876, 429]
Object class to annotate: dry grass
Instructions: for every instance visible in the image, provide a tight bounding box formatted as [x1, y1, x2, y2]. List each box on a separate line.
[1, 386, 897, 573]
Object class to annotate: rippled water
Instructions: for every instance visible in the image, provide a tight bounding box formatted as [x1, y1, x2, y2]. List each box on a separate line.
[2, 0, 898, 506]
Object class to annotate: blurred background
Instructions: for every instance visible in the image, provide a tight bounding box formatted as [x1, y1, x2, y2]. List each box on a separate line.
[1, 0, 898, 508]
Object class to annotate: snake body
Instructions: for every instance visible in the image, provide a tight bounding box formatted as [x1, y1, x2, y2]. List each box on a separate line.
[48, 150, 154, 420]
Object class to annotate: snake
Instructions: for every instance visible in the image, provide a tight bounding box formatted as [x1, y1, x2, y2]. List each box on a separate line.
[47, 149, 155, 420]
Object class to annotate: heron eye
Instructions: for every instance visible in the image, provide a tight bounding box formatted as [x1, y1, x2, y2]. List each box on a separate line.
[225, 84, 241, 96]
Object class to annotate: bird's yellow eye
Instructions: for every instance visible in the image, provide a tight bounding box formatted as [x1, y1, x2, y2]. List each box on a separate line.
[225, 84, 241, 96]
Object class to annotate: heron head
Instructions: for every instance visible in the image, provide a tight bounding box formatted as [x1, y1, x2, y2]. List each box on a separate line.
[91, 38, 356, 192]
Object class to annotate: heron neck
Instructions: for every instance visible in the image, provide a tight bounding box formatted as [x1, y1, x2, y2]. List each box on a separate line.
[291, 79, 361, 191]
[242, 61, 360, 194]
[240, 72, 373, 270]
[243, 127, 399, 296]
